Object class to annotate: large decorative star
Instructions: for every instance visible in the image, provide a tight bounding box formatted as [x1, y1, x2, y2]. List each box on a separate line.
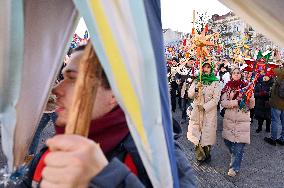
[189, 25, 219, 63]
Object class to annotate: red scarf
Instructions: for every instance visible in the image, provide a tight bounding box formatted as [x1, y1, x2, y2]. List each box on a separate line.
[221, 79, 247, 95]
[33, 106, 132, 184]
[55, 105, 129, 155]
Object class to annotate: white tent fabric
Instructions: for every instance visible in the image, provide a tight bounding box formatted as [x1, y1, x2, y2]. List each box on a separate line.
[218, 0, 284, 48]
[11, 0, 78, 169]
[0, 0, 24, 171]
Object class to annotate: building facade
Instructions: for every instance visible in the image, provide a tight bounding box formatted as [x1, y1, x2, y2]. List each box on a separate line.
[163, 28, 183, 46]
[208, 12, 283, 61]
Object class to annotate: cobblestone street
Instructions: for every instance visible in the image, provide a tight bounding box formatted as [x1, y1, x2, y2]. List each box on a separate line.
[174, 109, 284, 188]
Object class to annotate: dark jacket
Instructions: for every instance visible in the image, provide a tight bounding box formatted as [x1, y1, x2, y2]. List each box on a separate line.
[19, 134, 196, 188]
[254, 78, 274, 120]
[170, 72, 181, 95]
[270, 68, 284, 110]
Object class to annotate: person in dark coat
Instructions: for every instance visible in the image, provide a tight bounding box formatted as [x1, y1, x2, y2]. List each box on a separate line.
[169, 57, 182, 112]
[179, 58, 195, 124]
[264, 66, 284, 146]
[254, 72, 274, 133]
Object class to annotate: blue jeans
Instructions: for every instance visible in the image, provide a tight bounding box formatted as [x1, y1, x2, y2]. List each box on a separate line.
[224, 139, 245, 172]
[271, 107, 284, 141]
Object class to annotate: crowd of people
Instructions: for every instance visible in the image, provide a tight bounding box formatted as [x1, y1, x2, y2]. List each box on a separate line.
[19, 44, 196, 188]
[17, 42, 283, 187]
[167, 56, 284, 177]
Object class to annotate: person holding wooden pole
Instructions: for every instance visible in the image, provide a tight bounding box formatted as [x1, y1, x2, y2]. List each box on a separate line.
[187, 61, 221, 165]
[18, 43, 196, 188]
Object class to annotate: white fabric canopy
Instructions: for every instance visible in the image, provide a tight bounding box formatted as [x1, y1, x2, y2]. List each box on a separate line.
[12, 0, 77, 169]
[0, 0, 24, 171]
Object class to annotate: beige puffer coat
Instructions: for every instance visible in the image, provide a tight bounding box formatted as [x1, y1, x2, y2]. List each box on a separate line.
[187, 81, 221, 146]
[221, 89, 255, 144]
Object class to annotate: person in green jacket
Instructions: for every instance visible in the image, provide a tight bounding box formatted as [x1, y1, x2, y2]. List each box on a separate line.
[264, 66, 284, 146]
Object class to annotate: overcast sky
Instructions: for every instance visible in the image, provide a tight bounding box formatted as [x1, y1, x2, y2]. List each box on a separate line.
[161, 0, 231, 32]
[75, 0, 231, 37]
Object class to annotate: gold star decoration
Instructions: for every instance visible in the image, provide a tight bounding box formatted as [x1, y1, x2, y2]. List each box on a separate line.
[189, 25, 220, 63]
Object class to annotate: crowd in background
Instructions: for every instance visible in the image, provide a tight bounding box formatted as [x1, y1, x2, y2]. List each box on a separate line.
[167, 56, 284, 177]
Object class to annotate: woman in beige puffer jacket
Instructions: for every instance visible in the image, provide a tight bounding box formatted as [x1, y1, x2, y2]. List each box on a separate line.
[187, 62, 221, 165]
[221, 67, 255, 177]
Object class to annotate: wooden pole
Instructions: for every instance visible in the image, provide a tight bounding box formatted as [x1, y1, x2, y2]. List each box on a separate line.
[198, 57, 204, 133]
[199, 57, 203, 83]
[192, 10, 195, 28]
[65, 42, 101, 136]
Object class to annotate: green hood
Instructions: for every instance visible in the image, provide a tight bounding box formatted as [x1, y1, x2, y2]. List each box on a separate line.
[195, 62, 219, 85]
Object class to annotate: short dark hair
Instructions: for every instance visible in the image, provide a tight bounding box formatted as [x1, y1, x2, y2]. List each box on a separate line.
[172, 57, 178, 62]
[71, 44, 111, 90]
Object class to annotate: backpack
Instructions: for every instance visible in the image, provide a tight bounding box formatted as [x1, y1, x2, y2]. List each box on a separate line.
[32, 137, 141, 188]
[277, 80, 284, 99]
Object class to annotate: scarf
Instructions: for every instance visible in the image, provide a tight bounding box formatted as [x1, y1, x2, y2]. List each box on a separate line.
[55, 105, 129, 155]
[195, 72, 219, 85]
[221, 79, 247, 95]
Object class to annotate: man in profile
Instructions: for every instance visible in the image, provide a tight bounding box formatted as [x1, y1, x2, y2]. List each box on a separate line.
[21, 45, 196, 188]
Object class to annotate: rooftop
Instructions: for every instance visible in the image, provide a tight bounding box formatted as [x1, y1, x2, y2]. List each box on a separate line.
[211, 11, 236, 21]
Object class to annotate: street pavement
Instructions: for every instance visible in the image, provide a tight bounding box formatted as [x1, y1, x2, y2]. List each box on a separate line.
[0, 109, 283, 187]
[174, 108, 284, 188]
